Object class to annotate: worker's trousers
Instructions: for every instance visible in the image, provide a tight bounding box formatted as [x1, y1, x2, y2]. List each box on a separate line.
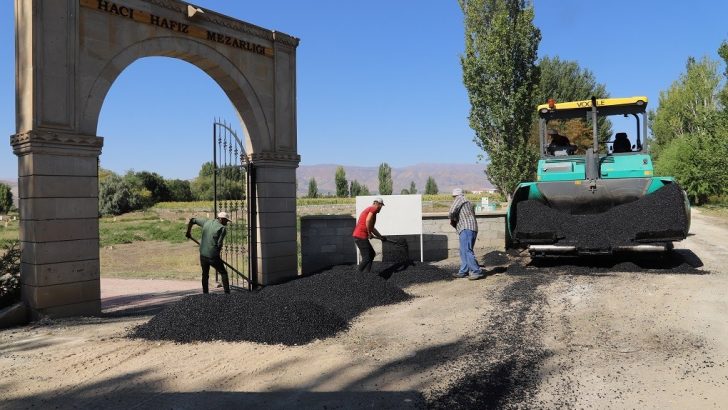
[457, 229, 481, 274]
[200, 255, 230, 293]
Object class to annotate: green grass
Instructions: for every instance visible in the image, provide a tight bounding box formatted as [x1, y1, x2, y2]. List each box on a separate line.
[154, 201, 214, 211]
[0, 215, 19, 248]
[99, 216, 188, 246]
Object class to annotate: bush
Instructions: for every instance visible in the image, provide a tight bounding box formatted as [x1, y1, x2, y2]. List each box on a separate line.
[0, 183, 13, 214]
[99, 174, 144, 215]
[167, 179, 194, 202]
[654, 132, 728, 205]
[99, 217, 188, 246]
[0, 241, 21, 308]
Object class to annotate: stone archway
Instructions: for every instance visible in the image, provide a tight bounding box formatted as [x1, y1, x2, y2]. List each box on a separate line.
[11, 0, 300, 319]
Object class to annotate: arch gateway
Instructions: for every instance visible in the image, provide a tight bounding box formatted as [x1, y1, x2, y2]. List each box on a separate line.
[12, 0, 300, 318]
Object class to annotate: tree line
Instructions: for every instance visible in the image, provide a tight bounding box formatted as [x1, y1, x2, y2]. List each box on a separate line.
[0, 183, 13, 214]
[98, 161, 246, 215]
[96, 161, 443, 214]
[649, 47, 728, 205]
[305, 163, 440, 198]
[0, 160, 445, 214]
[0, 161, 246, 216]
[460, 0, 727, 205]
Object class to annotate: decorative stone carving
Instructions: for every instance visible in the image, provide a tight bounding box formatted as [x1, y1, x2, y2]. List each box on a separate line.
[248, 151, 301, 166]
[141, 0, 185, 14]
[11, 130, 104, 156]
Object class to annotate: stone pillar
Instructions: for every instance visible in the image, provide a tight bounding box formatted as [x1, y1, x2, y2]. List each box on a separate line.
[250, 154, 299, 285]
[11, 130, 103, 319]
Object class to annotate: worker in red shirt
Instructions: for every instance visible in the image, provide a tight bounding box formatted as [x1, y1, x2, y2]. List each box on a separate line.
[352, 197, 386, 272]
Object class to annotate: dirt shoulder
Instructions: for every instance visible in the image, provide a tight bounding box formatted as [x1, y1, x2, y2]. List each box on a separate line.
[2, 211, 727, 409]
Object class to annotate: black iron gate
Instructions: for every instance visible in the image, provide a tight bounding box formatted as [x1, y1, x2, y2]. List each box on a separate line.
[213, 119, 255, 291]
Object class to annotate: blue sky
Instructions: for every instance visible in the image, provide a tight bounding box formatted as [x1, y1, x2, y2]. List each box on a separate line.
[1, 1, 727, 180]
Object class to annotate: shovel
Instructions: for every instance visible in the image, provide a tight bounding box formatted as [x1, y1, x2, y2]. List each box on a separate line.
[377, 237, 413, 264]
[186, 236, 245, 278]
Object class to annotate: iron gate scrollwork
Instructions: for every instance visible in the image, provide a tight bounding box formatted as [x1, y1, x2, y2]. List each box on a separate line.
[213, 119, 256, 291]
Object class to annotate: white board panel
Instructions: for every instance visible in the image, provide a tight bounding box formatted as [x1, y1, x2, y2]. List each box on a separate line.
[355, 195, 422, 235]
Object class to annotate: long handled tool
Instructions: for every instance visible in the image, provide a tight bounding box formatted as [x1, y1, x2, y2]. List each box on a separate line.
[187, 236, 246, 278]
[378, 237, 414, 265]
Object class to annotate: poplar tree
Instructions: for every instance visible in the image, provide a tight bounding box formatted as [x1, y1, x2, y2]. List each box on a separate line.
[307, 178, 319, 198]
[408, 181, 417, 195]
[651, 50, 728, 204]
[649, 56, 723, 159]
[335, 166, 348, 197]
[425, 176, 439, 195]
[719, 40, 728, 108]
[378, 163, 393, 195]
[460, 0, 541, 198]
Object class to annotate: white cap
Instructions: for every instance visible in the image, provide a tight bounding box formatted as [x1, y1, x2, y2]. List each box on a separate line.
[452, 188, 463, 196]
[217, 211, 230, 220]
[374, 197, 385, 205]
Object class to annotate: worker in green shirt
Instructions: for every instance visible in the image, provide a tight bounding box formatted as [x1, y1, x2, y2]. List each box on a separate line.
[185, 211, 231, 294]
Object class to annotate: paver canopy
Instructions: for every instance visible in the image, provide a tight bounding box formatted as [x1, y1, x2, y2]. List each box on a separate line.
[12, 0, 300, 318]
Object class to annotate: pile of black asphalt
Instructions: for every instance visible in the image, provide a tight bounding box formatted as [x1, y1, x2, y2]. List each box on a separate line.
[130, 259, 454, 345]
[514, 182, 689, 249]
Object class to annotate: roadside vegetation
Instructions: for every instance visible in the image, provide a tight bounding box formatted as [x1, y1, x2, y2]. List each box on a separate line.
[649, 45, 728, 206]
[0, 241, 20, 308]
[99, 212, 188, 247]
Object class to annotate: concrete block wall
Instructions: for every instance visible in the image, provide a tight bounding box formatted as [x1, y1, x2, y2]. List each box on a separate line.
[300, 216, 356, 275]
[419, 212, 506, 260]
[300, 211, 506, 274]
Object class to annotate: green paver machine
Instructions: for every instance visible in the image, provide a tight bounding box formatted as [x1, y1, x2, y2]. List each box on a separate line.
[506, 96, 691, 256]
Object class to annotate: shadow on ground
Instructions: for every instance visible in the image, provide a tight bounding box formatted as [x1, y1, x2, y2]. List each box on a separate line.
[517, 249, 706, 275]
[1, 373, 425, 410]
[100, 288, 206, 318]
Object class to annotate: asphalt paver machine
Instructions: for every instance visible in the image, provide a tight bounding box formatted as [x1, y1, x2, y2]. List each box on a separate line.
[506, 96, 690, 256]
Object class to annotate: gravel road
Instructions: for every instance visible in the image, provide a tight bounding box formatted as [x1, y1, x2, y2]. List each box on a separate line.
[1, 209, 726, 409]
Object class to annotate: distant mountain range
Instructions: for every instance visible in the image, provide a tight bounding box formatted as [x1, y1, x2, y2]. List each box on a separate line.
[296, 163, 493, 196]
[1, 163, 494, 201]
